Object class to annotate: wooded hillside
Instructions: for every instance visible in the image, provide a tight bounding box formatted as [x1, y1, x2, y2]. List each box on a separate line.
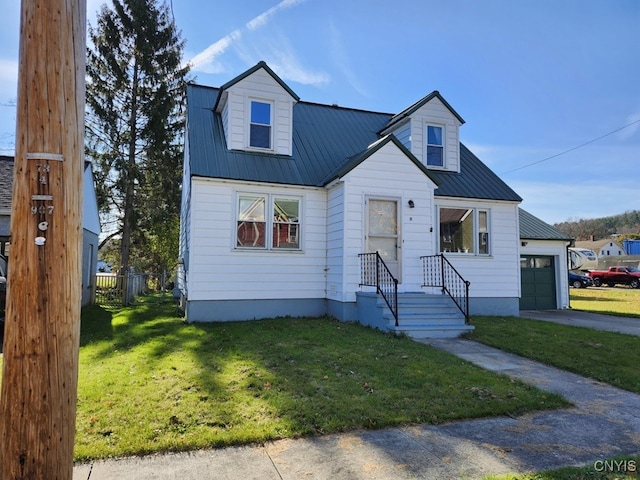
[553, 210, 640, 241]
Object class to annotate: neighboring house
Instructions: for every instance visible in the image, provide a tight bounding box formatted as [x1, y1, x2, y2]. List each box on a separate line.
[0, 155, 13, 255]
[518, 208, 572, 310]
[0, 155, 101, 306]
[179, 61, 535, 337]
[575, 238, 626, 258]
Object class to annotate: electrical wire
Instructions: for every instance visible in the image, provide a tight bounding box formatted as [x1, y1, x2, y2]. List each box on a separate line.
[501, 118, 640, 175]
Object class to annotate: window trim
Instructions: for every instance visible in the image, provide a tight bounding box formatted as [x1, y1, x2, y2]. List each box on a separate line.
[425, 123, 445, 168]
[248, 98, 273, 151]
[438, 206, 491, 256]
[235, 192, 302, 251]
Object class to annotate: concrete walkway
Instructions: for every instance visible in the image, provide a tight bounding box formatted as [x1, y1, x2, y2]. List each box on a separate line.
[74, 317, 640, 479]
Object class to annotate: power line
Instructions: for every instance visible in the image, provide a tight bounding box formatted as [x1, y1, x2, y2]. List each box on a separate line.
[501, 118, 640, 175]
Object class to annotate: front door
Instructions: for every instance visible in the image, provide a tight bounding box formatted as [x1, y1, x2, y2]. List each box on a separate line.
[367, 198, 401, 280]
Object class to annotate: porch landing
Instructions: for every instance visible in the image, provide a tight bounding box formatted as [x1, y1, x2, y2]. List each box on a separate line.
[356, 291, 474, 339]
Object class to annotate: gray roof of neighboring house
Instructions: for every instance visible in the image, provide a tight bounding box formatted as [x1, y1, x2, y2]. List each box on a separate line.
[186, 83, 522, 202]
[0, 155, 13, 211]
[0, 156, 97, 239]
[0, 155, 14, 239]
[519, 208, 572, 241]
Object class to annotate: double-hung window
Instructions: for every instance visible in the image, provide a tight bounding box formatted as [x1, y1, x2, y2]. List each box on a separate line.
[426, 125, 444, 167]
[249, 100, 272, 149]
[438, 207, 490, 255]
[237, 194, 300, 250]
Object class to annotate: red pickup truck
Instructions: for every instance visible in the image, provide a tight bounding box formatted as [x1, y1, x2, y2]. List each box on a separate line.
[587, 266, 640, 288]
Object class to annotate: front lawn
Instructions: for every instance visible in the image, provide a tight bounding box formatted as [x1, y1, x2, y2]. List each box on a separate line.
[570, 286, 640, 317]
[68, 296, 568, 461]
[468, 316, 640, 394]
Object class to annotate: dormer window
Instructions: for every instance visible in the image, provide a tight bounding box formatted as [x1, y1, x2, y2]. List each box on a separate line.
[426, 125, 444, 167]
[249, 100, 272, 149]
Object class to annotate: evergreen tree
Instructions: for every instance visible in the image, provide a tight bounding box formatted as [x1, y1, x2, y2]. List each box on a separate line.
[86, 0, 190, 275]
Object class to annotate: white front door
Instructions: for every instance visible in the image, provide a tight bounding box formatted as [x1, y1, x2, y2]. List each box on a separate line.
[366, 198, 401, 280]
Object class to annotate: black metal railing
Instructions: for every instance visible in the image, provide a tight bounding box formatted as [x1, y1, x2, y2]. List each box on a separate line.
[359, 252, 399, 326]
[421, 254, 470, 323]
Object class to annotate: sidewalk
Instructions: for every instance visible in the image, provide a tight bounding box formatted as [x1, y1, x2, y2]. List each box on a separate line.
[75, 337, 640, 480]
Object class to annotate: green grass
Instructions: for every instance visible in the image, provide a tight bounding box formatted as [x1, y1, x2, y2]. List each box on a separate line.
[70, 296, 568, 461]
[570, 286, 640, 317]
[468, 316, 640, 394]
[473, 285, 640, 480]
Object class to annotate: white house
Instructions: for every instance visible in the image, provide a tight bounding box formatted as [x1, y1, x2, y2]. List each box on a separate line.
[0, 155, 100, 306]
[179, 62, 539, 337]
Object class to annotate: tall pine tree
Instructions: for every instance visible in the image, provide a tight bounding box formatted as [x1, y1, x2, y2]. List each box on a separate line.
[86, 0, 190, 275]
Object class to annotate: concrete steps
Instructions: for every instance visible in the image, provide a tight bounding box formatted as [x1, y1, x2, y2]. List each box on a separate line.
[356, 291, 474, 339]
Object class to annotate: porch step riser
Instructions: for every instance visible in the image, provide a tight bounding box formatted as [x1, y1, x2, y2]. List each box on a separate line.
[358, 292, 471, 339]
[391, 324, 475, 339]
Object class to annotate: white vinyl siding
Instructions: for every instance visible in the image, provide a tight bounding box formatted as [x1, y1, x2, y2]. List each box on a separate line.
[187, 178, 326, 301]
[382, 97, 461, 172]
[178, 136, 193, 293]
[436, 198, 520, 300]
[340, 142, 438, 299]
[326, 184, 346, 301]
[394, 121, 412, 151]
[219, 68, 295, 155]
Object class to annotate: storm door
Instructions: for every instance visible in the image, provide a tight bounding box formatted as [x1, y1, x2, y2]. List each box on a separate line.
[366, 198, 401, 280]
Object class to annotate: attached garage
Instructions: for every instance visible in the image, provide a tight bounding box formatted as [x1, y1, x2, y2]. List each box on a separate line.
[520, 255, 556, 310]
[519, 209, 572, 311]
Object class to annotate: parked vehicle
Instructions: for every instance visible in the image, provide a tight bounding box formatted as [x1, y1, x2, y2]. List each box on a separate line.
[568, 247, 598, 271]
[587, 266, 640, 288]
[569, 270, 593, 288]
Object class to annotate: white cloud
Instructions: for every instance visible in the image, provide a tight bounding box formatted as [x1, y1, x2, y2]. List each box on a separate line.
[261, 40, 330, 86]
[188, 30, 242, 74]
[187, 0, 310, 76]
[618, 112, 640, 140]
[246, 0, 306, 31]
[328, 22, 369, 98]
[0, 59, 18, 85]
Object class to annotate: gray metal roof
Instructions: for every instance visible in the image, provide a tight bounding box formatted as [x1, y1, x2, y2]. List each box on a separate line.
[519, 208, 572, 241]
[382, 90, 465, 133]
[186, 83, 522, 202]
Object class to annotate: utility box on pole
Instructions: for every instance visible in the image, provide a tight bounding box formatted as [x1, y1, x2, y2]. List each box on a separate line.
[0, 0, 86, 479]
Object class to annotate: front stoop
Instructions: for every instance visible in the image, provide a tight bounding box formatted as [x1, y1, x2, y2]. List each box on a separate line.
[356, 291, 474, 339]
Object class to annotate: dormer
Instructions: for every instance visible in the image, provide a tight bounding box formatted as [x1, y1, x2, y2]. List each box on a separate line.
[380, 91, 465, 173]
[214, 61, 299, 156]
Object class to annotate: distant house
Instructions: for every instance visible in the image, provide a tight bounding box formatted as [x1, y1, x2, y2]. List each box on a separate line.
[575, 238, 626, 258]
[178, 62, 565, 337]
[0, 155, 101, 306]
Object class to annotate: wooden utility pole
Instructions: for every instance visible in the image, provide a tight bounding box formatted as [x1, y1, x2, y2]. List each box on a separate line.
[0, 0, 86, 479]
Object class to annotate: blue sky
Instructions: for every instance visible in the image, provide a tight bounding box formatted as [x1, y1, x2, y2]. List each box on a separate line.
[0, 0, 638, 225]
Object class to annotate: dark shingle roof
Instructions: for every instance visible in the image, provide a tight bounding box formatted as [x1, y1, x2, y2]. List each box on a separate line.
[0, 155, 14, 239]
[186, 83, 521, 202]
[0, 155, 14, 211]
[519, 208, 572, 241]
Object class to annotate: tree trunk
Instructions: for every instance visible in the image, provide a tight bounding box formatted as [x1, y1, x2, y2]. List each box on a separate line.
[120, 60, 139, 282]
[0, 0, 86, 478]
